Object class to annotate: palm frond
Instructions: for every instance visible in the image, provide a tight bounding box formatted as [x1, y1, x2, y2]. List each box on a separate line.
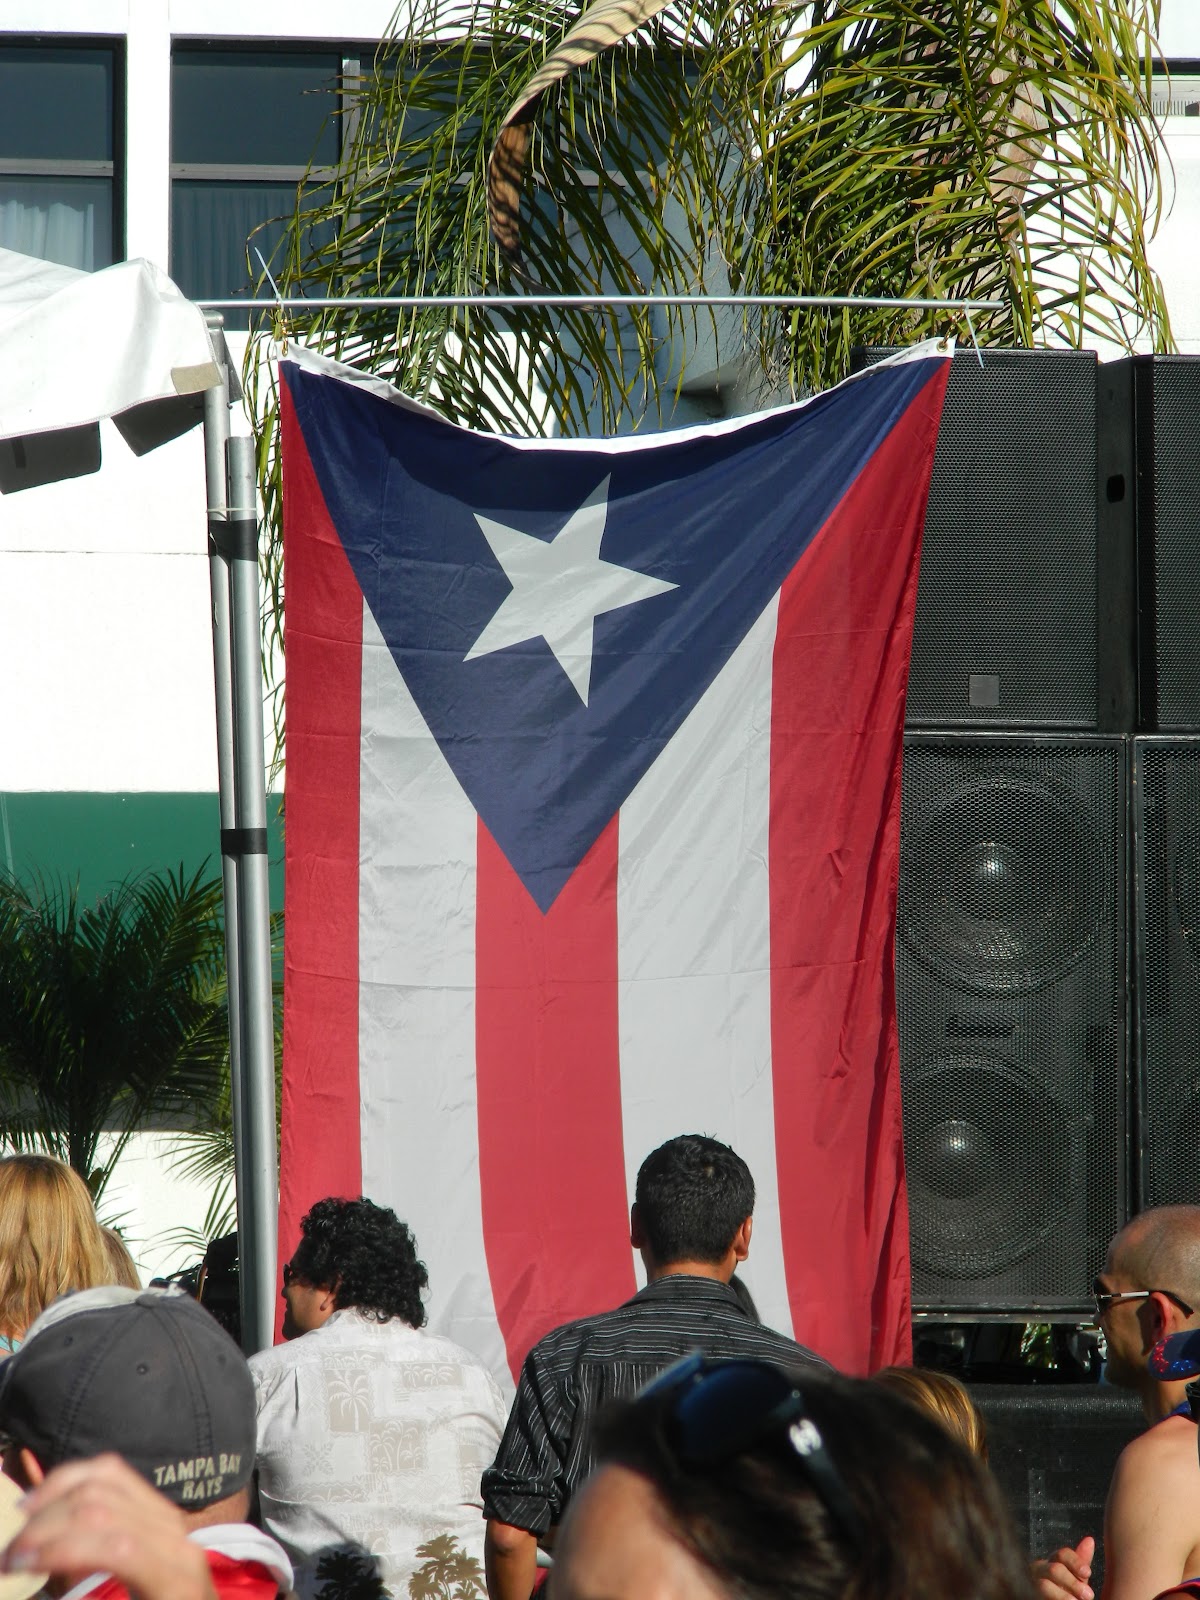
[0, 868, 230, 1200]
[245, 0, 1171, 747]
[153, 1179, 238, 1266]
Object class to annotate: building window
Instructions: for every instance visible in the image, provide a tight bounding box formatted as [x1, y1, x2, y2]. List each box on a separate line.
[0, 39, 122, 271]
[1151, 61, 1200, 119]
[170, 46, 347, 324]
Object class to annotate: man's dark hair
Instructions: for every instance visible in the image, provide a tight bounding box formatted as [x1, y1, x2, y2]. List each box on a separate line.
[292, 1196, 428, 1327]
[634, 1135, 754, 1265]
[591, 1368, 1033, 1600]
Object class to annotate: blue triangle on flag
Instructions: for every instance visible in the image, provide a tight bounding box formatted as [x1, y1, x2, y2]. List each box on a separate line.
[284, 359, 937, 912]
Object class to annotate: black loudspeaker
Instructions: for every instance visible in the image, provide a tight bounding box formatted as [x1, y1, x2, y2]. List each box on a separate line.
[852, 347, 1135, 731]
[1133, 737, 1200, 1207]
[1129, 356, 1200, 730]
[973, 1385, 1143, 1584]
[896, 733, 1128, 1314]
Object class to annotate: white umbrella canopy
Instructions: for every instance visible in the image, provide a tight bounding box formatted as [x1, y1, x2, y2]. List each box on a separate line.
[0, 248, 223, 492]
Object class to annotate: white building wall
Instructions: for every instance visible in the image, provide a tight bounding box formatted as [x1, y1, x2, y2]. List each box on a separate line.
[1160, 1, 1200, 56]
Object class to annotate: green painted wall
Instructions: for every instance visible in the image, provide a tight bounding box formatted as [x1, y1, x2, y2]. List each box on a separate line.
[0, 793, 284, 910]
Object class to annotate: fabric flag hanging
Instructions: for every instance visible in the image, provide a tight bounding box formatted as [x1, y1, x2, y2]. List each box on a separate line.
[278, 342, 952, 1382]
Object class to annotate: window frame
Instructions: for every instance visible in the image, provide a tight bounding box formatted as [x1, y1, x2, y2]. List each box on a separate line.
[0, 32, 126, 267]
[168, 40, 366, 313]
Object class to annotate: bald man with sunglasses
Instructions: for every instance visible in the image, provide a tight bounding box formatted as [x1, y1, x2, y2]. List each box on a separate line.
[1036, 1206, 1200, 1600]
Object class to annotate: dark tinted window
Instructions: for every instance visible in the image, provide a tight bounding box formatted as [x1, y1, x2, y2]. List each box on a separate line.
[0, 42, 120, 269]
[171, 180, 332, 305]
[170, 47, 342, 323]
[0, 46, 114, 160]
[171, 50, 339, 167]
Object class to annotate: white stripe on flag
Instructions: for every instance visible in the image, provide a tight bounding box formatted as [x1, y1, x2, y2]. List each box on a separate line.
[357, 602, 512, 1388]
[616, 598, 795, 1339]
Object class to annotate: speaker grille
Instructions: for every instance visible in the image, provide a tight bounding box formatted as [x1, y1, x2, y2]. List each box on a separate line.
[898, 736, 1127, 1312]
[1137, 359, 1200, 729]
[975, 1385, 1143, 1583]
[903, 768, 1103, 993]
[1134, 737, 1200, 1206]
[856, 348, 1100, 728]
[903, 1053, 1074, 1278]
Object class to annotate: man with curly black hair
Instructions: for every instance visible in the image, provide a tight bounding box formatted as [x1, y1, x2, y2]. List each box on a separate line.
[250, 1197, 506, 1600]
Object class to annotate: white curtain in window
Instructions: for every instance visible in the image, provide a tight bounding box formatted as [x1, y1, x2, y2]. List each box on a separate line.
[0, 196, 98, 271]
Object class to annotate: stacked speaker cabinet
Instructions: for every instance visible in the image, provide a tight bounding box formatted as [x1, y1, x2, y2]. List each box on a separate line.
[898, 734, 1127, 1312]
[879, 347, 1135, 1316]
[1127, 355, 1200, 1211]
[974, 1385, 1143, 1587]
[1130, 355, 1200, 733]
[1133, 739, 1200, 1209]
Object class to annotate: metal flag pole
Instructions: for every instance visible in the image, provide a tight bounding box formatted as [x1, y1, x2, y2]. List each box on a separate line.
[225, 430, 279, 1356]
[201, 314, 277, 1354]
[200, 322, 250, 1341]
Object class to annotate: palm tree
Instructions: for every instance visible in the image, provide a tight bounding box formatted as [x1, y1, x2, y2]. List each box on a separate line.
[315, 1548, 392, 1600]
[407, 1536, 485, 1600]
[0, 867, 230, 1201]
[245, 0, 1170, 684]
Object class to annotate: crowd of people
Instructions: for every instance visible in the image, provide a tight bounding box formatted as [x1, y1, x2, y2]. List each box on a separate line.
[0, 1139, 1196, 1600]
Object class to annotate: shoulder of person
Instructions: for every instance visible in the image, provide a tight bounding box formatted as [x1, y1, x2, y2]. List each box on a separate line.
[247, 1340, 291, 1378]
[247, 1333, 314, 1397]
[412, 1324, 503, 1378]
[524, 1306, 615, 1364]
[1112, 1413, 1198, 1490]
[737, 1320, 831, 1370]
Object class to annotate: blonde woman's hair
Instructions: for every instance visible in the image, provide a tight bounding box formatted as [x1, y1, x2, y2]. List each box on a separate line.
[101, 1225, 141, 1290]
[0, 1154, 113, 1339]
[872, 1365, 989, 1461]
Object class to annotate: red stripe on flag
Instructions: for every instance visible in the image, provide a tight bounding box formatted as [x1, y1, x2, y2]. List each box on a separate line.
[278, 377, 364, 1330]
[769, 366, 950, 1375]
[475, 816, 636, 1379]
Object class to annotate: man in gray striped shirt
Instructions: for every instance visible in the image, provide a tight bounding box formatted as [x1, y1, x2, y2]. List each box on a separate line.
[481, 1134, 829, 1600]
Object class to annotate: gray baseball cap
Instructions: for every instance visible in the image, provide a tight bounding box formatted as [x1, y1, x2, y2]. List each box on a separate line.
[0, 1286, 256, 1507]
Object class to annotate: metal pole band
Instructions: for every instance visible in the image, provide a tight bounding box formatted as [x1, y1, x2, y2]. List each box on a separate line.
[221, 827, 269, 857]
[209, 518, 259, 562]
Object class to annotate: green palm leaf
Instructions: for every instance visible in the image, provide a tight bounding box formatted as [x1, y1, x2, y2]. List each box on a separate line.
[0, 868, 230, 1199]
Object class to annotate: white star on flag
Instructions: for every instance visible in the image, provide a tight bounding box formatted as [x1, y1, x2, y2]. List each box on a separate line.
[465, 474, 678, 705]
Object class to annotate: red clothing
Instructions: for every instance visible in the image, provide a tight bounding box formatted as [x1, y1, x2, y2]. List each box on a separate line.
[61, 1523, 292, 1600]
[87, 1551, 281, 1600]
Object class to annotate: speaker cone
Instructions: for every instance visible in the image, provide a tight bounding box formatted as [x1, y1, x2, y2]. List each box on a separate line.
[901, 770, 1102, 994]
[904, 1052, 1078, 1277]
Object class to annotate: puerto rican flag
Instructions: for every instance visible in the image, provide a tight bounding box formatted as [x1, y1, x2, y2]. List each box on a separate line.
[278, 343, 951, 1381]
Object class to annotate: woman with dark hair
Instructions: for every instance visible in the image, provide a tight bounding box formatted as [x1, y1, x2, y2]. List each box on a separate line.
[550, 1354, 1036, 1600]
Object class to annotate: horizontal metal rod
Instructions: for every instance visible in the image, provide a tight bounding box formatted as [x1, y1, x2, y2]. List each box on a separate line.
[197, 292, 1002, 311]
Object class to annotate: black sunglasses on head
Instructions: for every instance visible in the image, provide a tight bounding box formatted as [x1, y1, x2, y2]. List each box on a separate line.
[639, 1352, 864, 1545]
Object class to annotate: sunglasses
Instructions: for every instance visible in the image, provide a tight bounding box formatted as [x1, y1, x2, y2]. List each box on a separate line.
[1092, 1277, 1195, 1320]
[640, 1352, 863, 1544]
